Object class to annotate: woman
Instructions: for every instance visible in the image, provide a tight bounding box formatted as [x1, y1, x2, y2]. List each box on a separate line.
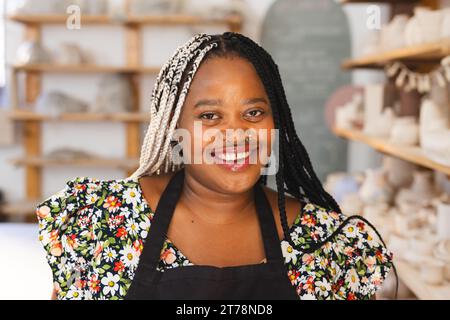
[36, 32, 394, 300]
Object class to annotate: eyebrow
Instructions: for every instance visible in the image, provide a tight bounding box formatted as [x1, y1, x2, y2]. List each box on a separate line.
[194, 97, 268, 108]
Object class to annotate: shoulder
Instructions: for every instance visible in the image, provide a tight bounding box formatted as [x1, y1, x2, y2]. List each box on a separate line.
[262, 186, 303, 240]
[36, 176, 143, 299]
[283, 201, 394, 300]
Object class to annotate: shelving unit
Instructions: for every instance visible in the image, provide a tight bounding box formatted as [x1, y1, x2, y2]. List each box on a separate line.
[3, 11, 242, 219]
[342, 40, 450, 69]
[336, 0, 450, 300]
[332, 127, 450, 177]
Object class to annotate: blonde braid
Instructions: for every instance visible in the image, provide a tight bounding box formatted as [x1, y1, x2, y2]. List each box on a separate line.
[128, 33, 218, 179]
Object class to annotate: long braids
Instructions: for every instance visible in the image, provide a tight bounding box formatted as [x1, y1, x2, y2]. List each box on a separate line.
[128, 32, 397, 298]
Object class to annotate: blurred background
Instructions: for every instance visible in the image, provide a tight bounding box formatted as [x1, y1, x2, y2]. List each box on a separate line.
[1, 0, 450, 300]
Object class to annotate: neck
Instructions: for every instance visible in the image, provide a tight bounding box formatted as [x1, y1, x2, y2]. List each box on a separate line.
[181, 171, 255, 225]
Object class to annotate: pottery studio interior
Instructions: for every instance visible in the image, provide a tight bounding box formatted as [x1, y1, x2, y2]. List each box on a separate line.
[0, 0, 450, 300]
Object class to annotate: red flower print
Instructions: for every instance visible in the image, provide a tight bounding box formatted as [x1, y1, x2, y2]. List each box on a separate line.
[133, 239, 143, 254]
[116, 227, 127, 239]
[114, 261, 125, 272]
[301, 214, 316, 227]
[103, 195, 122, 213]
[67, 234, 78, 249]
[88, 275, 100, 293]
[357, 221, 366, 231]
[347, 292, 357, 300]
[288, 270, 300, 284]
[302, 276, 315, 293]
[108, 214, 125, 229]
[74, 183, 87, 195]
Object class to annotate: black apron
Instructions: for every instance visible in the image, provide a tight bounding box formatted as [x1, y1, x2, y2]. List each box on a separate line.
[125, 169, 299, 300]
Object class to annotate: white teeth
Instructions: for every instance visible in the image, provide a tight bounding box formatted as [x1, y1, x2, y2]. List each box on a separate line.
[216, 151, 249, 161]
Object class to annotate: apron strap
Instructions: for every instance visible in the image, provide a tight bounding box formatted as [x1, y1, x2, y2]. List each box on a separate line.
[136, 169, 185, 270]
[253, 183, 286, 263]
[136, 168, 285, 271]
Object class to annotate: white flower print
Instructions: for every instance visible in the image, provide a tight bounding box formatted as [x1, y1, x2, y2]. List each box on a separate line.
[123, 187, 140, 206]
[86, 193, 99, 205]
[65, 287, 83, 300]
[119, 245, 139, 269]
[101, 272, 120, 296]
[125, 218, 139, 236]
[108, 182, 123, 193]
[103, 247, 117, 263]
[343, 223, 358, 238]
[139, 216, 150, 238]
[281, 240, 300, 265]
[315, 279, 331, 298]
[345, 268, 360, 292]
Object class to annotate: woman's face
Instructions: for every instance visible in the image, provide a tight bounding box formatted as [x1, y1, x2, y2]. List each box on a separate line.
[177, 56, 275, 194]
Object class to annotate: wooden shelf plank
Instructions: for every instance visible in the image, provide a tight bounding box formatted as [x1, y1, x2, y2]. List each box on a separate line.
[7, 110, 150, 122]
[396, 260, 450, 300]
[0, 200, 39, 217]
[8, 14, 242, 26]
[342, 41, 450, 69]
[332, 127, 450, 176]
[9, 156, 139, 170]
[12, 64, 160, 74]
[340, 0, 419, 3]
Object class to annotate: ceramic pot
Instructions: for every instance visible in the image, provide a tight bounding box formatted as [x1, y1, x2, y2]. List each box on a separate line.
[404, 16, 423, 46]
[16, 41, 52, 65]
[442, 8, 450, 39]
[382, 156, 415, 189]
[359, 168, 394, 205]
[437, 197, 450, 240]
[390, 117, 419, 146]
[415, 7, 443, 44]
[381, 15, 408, 51]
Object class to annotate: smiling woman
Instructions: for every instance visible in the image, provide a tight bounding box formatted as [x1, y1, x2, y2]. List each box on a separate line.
[36, 32, 394, 300]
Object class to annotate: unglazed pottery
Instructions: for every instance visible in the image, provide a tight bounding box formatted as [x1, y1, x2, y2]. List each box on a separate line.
[419, 88, 450, 166]
[404, 16, 423, 46]
[16, 41, 52, 65]
[437, 197, 450, 240]
[36, 91, 89, 116]
[415, 7, 443, 44]
[390, 116, 419, 146]
[359, 168, 394, 205]
[93, 74, 134, 113]
[380, 15, 408, 51]
[382, 156, 415, 189]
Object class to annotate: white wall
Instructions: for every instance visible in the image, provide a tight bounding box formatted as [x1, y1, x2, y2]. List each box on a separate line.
[0, 0, 383, 203]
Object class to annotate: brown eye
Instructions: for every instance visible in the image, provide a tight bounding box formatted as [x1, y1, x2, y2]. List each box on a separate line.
[199, 112, 220, 120]
[245, 109, 265, 120]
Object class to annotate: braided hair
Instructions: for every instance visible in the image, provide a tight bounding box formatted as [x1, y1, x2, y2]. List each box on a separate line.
[128, 32, 397, 297]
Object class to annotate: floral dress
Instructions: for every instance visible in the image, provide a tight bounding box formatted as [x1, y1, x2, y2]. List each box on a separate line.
[36, 176, 393, 300]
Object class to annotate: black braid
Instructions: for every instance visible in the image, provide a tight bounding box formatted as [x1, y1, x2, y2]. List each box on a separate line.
[198, 32, 398, 299]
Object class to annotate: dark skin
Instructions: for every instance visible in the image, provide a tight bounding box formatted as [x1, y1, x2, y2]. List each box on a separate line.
[140, 56, 302, 267]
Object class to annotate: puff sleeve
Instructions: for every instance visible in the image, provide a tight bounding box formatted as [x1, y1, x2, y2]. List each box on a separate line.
[330, 218, 394, 300]
[36, 177, 103, 299]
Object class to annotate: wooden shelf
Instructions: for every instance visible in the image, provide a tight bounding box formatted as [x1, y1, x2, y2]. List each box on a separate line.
[340, 0, 419, 3]
[12, 64, 160, 74]
[8, 14, 243, 27]
[332, 127, 450, 176]
[342, 41, 450, 69]
[396, 260, 450, 300]
[7, 109, 150, 122]
[9, 156, 139, 170]
[0, 200, 39, 217]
